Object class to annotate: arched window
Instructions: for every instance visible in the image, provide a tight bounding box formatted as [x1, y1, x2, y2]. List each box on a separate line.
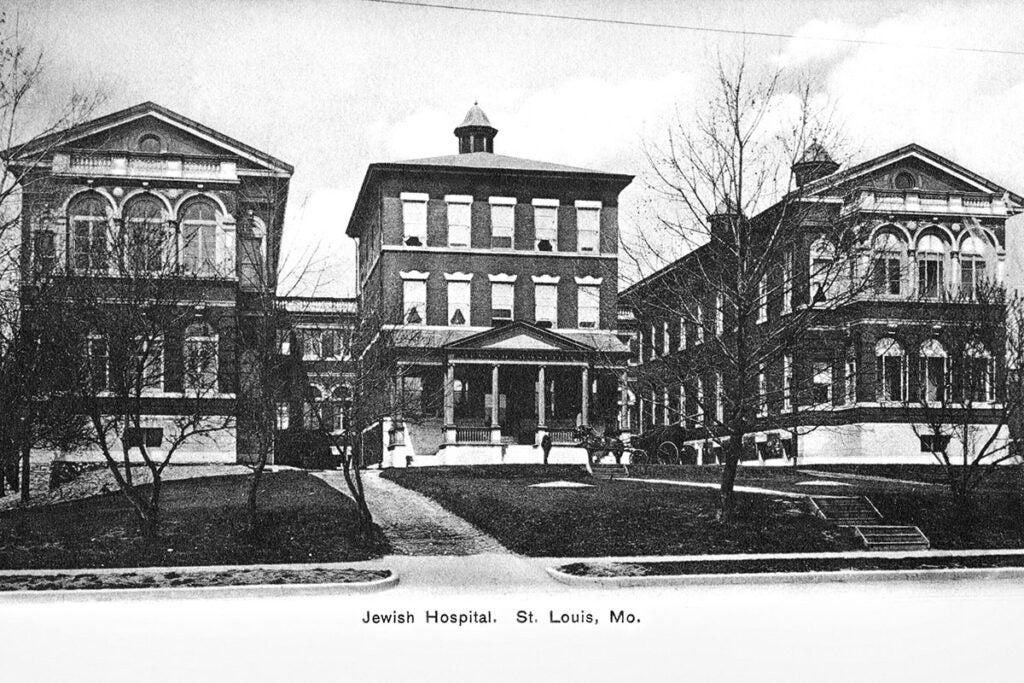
[918, 339, 947, 403]
[875, 337, 905, 402]
[872, 229, 906, 296]
[122, 195, 166, 273]
[961, 341, 993, 404]
[137, 134, 162, 153]
[959, 234, 992, 299]
[180, 199, 220, 276]
[916, 233, 947, 299]
[809, 238, 836, 303]
[183, 321, 219, 393]
[68, 195, 111, 272]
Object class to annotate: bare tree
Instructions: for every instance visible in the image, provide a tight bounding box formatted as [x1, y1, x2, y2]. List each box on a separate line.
[0, 11, 105, 499]
[904, 280, 1022, 518]
[624, 57, 866, 522]
[64, 219, 234, 536]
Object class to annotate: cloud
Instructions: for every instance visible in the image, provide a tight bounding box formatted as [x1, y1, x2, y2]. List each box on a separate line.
[778, 19, 861, 68]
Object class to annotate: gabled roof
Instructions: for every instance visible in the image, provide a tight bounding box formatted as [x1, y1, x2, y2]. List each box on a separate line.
[4, 101, 293, 175]
[801, 142, 1023, 205]
[443, 321, 591, 352]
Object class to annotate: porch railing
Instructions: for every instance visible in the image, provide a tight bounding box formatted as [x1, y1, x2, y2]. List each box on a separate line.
[548, 428, 577, 445]
[456, 426, 491, 443]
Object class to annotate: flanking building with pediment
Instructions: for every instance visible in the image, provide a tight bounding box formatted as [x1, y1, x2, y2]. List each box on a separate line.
[7, 101, 292, 464]
[623, 142, 1024, 465]
[347, 105, 633, 467]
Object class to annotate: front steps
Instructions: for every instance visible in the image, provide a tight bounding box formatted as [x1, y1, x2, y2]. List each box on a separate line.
[811, 496, 930, 551]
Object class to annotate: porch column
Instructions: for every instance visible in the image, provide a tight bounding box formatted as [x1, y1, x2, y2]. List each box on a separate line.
[537, 366, 547, 427]
[619, 379, 632, 444]
[581, 365, 590, 427]
[536, 365, 548, 446]
[490, 364, 502, 444]
[443, 361, 456, 445]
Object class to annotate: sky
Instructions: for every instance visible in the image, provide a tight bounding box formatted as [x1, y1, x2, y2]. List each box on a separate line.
[10, 0, 1024, 296]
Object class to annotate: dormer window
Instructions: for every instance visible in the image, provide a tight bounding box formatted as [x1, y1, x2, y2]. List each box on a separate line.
[401, 192, 428, 247]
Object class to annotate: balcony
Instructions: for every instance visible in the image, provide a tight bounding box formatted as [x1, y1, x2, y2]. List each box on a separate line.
[52, 151, 238, 184]
[842, 189, 1009, 218]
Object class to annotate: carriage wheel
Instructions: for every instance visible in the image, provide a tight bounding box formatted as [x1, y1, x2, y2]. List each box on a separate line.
[629, 448, 649, 465]
[657, 441, 680, 465]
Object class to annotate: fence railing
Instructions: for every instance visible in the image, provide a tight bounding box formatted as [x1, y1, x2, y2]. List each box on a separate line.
[456, 426, 491, 443]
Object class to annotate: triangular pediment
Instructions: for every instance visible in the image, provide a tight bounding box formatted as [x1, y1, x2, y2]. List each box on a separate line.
[804, 143, 1022, 205]
[443, 321, 590, 352]
[6, 102, 292, 175]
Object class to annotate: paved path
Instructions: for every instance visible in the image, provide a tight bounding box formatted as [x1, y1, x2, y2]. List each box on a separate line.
[314, 470, 509, 556]
[618, 476, 809, 498]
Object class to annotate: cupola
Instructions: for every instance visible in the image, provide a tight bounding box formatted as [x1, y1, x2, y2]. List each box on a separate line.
[792, 141, 839, 188]
[454, 103, 497, 154]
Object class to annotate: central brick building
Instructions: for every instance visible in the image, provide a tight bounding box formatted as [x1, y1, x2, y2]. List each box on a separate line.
[347, 106, 633, 467]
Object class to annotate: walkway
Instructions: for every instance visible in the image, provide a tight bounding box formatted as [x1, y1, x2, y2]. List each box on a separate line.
[618, 477, 809, 498]
[314, 470, 509, 555]
[313, 470, 560, 591]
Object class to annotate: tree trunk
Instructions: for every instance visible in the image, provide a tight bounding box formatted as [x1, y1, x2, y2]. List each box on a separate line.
[19, 441, 30, 504]
[247, 453, 267, 535]
[718, 440, 742, 523]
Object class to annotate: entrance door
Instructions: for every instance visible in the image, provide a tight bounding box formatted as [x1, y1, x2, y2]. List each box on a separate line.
[500, 366, 538, 444]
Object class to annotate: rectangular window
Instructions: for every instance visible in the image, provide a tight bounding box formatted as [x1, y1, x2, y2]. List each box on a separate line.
[758, 371, 767, 417]
[87, 336, 108, 391]
[968, 356, 992, 403]
[696, 304, 704, 343]
[663, 387, 670, 426]
[812, 361, 832, 406]
[715, 372, 724, 422]
[535, 284, 558, 327]
[782, 251, 793, 313]
[845, 358, 857, 405]
[662, 320, 670, 354]
[810, 258, 833, 302]
[123, 427, 163, 449]
[920, 434, 951, 453]
[491, 282, 514, 323]
[960, 257, 986, 299]
[919, 356, 946, 402]
[873, 257, 902, 295]
[757, 276, 767, 323]
[321, 329, 345, 360]
[302, 330, 322, 360]
[34, 231, 57, 274]
[576, 202, 600, 252]
[533, 200, 558, 251]
[276, 403, 290, 430]
[678, 315, 686, 351]
[650, 324, 657, 359]
[446, 196, 471, 247]
[918, 257, 943, 298]
[401, 193, 428, 246]
[134, 337, 163, 392]
[401, 376, 424, 415]
[447, 280, 471, 326]
[403, 279, 427, 325]
[696, 377, 705, 422]
[679, 384, 687, 425]
[715, 294, 724, 337]
[577, 285, 599, 328]
[490, 197, 515, 249]
[73, 218, 109, 271]
[783, 354, 793, 412]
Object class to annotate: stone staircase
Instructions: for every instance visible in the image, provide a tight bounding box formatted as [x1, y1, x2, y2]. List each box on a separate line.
[810, 496, 930, 551]
[591, 463, 629, 480]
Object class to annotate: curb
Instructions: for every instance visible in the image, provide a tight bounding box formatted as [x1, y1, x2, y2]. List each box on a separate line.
[546, 565, 1024, 588]
[0, 572, 399, 601]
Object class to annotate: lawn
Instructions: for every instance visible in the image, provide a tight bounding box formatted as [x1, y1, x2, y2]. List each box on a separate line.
[625, 464, 1024, 550]
[0, 472, 386, 569]
[382, 466, 859, 556]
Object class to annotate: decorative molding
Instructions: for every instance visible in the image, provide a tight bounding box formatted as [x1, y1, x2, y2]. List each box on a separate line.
[574, 275, 603, 285]
[531, 274, 561, 284]
[488, 196, 517, 206]
[488, 273, 518, 283]
[444, 271, 474, 281]
[399, 270, 430, 280]
[444, 194, 473, 204]
[531, 198, 560, 207]
[399, 192, 429, 202]
[574, 199, 602, 209]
